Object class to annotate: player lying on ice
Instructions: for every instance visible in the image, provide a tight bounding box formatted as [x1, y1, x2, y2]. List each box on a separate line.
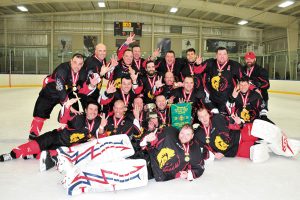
[194, 107, 300, 162]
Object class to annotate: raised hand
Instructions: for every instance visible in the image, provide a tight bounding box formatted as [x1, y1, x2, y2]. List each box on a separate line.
[133, 105, 141, 120]
[89, 73, 101, 87]
[168, 96, 175, 104]
[195, 53, 203, 65]
[232, 85, 240, 98]
[106, 81, 116, 94]
[179, 98, 185, 103]
[65, 98, 78, 109]
[155, 76, 165, 88]
[100, 112, 109, 128]
[109, 54, 118, 69]
[231, 113, 242, 125]
[151, 48, 160, 60]
[125, 32, 136, 45]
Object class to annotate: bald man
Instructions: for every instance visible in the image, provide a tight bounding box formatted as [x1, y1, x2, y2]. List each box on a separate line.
[82, 43, 115, 109]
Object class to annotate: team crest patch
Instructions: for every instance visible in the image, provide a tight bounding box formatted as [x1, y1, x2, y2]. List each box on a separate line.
[157, 147, 175, 169]
[70, 133, 85, 143]
[215, 135, 229, 151]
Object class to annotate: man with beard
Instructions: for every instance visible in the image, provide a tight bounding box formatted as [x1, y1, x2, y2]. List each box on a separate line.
[156, 71, 183, 103]
[243, 51, 270, 107]
[201, 47, 242, 115]
[140, 124, 205, 181]
[134, 60, 164, 104]
[99, 76, 137, 114]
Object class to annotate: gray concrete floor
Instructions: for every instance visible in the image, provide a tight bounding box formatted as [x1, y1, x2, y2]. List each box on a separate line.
[0, 88, 299, 200]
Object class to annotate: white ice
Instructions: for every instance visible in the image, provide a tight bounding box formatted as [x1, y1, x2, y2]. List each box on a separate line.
[0, 88, 299, 200]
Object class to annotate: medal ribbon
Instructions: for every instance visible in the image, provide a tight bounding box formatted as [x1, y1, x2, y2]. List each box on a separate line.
[246, 66, 254, 77]
[183, 89, 193, 102]
[147, 75, 157, 89]
[86, 119, 95, 133]
[182, 143, 190, 156]
[188, 63, 194, 75]
[71, 70, 79, 87]
[204, 124, 211, 141]
[121, 90, 130, 106]
[217, 61, 228, 74]
[134, 59, 141, 70]
[240, 91, 250, 108]
[158, 110, 166, 124]
[167, 63, 174, 72]
[113, 116, 124, 129]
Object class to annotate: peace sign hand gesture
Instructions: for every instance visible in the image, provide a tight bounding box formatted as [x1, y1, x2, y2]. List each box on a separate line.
[125, 32, 136, 45]
[155, 76, 165, 88]
[195, 53, 203, 65]
[232, 85, 240, 99]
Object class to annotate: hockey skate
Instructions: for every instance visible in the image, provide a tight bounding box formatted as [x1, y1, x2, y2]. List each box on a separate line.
[0, 153, 14, 162]
[40, 150, 58, 172]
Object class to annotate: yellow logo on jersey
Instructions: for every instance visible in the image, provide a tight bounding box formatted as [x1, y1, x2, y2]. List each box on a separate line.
[115, 78, 122, 89]
[241, 108, 250, 122]
[211, 76, 220, 91]
[70, 133, 85, 143]
[157, 147, 175, 169]
[215, 135, 229, 151]
[147, 91, 155, 99]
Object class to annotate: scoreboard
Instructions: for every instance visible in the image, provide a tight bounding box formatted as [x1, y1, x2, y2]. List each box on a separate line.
[114, 22, 143, 36]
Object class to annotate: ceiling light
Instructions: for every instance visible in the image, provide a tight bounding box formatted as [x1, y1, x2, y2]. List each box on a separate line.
[170, 7, 178, 13]
[17, 6, 28, 12]
[238, 20, 248, 25]
[98, 2, 106, 8]
[278, 1, 294, 8]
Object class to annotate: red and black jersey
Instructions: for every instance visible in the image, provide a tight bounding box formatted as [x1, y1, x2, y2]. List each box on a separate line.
[136, 73, 164, 104]
[102, 115, 142, 152]
[41, 61, 88, 104]
[36, 108, 101, 149]
[202, 58, 242, 107]
[229, 90, 265, 123]
[242, 64, 270, 102]
[159, 84, 176, 100]
[155, 57, 185, 79]
[84, 55, 107, 77]
[194, 114, 241, 157]
[156, 108, 171, 127]
[147, 126, 205, 181]
[111, 61, 133, 82]
[172, 87, 215, 113]
[100, 88, 137, 114]
[179, 60, 205, 84]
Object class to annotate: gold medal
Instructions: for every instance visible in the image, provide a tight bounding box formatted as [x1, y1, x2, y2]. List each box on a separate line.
[206, 138, 210, 144]
[218, 72, 221, 76]
[72, 85, 77, 91]
[185, 156, 190, 162]
[113, 129, 117, 133]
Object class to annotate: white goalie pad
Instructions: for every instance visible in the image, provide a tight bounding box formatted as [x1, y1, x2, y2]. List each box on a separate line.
[250, 143, 270, 163]
[251, 119, 300, 157]
[63, 159, 148, 196]
[57, 134, 134, 171]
